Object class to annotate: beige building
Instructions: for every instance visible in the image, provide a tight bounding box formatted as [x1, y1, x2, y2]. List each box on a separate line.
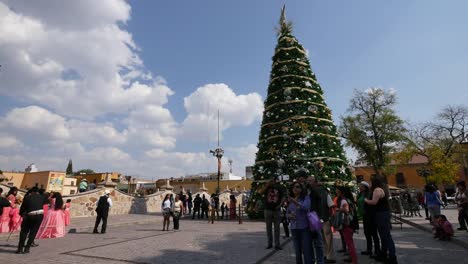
[1, 172, 25, 187]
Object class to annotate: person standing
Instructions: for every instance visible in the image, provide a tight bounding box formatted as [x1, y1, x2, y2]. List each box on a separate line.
[36, 192, 65, 239]
[93, 190, 112, 234]
[64, 199, 72, 226]
[261, 177, 285, 250]
[287, 182, 313, 264]
[172, 195, 184, 230]
[306, 174, 331, 264]
[187, 192, 193, 216]
[201, 194, 209, 219]
[280, 200, 290, 238]
[455, 181, 468, 231]
[357, 181, 381, 259]
[425, 184, 443, 222]
[192, 194, 202, 219]
[161, 194, 172, 231]
[365, 176, 398, 264]
[0, 187, 12, 232]
[0, 187, 15, 232]
[336, 186, 358, 264]
[79, 179, 88, 193]
[220, 202, 226, 220]
[17, 187, 44, 254]
[229, 195, 237, 220]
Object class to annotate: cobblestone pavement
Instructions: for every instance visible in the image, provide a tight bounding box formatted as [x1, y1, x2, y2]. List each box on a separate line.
[264, 223, 468, 264]
[1, 215, 467, 264]
[0, 217, 281, 264]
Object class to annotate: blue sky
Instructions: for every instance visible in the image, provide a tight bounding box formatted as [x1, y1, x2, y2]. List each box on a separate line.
[128, 0, 468, 146]
[0, 0, 467, 178]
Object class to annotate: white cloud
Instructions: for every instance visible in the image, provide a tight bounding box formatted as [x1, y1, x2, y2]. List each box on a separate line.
[0, 1, 171, 119]
[0, 1, 262, 179]
[2, 106, 70, 141]
[225, 144, 258, 176]
[181, 83, 263, 141]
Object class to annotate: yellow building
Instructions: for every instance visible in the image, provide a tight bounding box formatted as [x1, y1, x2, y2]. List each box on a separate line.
[20, 171, 66, 192]
[1, 172, 25, 187]
[156, 178, 252, 194]
[75, 172, 121, 186]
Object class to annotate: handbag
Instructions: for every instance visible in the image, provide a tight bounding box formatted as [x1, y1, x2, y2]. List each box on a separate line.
[331, 211, 344, 230]
[307, 211, 322, 232]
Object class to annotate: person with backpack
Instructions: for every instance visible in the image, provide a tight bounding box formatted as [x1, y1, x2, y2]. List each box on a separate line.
[335, 186, 358, 264]
[93, 190, 112, 234]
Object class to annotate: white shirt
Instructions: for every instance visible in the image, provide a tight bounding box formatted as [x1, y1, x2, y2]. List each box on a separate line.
[107, 197, 113, 208]
[326, 194, 334, 207]
[163, 200, 171, 210]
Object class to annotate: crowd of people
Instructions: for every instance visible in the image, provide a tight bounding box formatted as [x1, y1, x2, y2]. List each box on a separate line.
[160, 191, 241, 231]
[0, 186, 74, 254]
[261, 170, 398, 264]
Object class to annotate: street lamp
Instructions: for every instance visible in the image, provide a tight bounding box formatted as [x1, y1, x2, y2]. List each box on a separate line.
[210, 147, 224, 194]
[416, 167, 432, 184]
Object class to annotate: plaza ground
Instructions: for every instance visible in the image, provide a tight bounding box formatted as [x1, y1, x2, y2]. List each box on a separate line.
[0, 209, 467, 264]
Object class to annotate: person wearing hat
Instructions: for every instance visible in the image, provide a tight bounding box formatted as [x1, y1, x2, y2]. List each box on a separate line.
[79, 179, 88, 193]
[357, 181, 381, 259]
[93, 190, 113, 234]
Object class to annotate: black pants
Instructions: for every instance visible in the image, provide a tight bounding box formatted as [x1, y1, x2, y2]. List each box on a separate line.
[94, 213, 108, 233]
[221, 210, 225, 219]
[201, 208, 208, 219]
[281, 220, 290, 237]
[363, 214, 381, 254]
[173, 214, 180, 230]
[18, 214, 43, 249]
[458, 207, 468, 229]
[192, 207, 200, 219]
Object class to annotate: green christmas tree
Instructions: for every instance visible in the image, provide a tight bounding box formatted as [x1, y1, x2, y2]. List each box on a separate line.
[247, 7, 353, 218]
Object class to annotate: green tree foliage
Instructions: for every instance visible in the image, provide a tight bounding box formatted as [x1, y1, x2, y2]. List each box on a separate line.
[66, 159, 73, 175]
[74, 169, 95, 175]
[247, 7, 353, 218]
[340, 88, 406, 179]
[400, 105, 468, 184]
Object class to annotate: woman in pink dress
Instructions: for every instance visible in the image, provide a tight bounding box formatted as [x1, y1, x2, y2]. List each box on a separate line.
[0, 205, 11, 232]
[36, 192, 66, 239]
[7, 187, 22, 232]
[9, 197, 23, 232]
[64, 199, 71, 226]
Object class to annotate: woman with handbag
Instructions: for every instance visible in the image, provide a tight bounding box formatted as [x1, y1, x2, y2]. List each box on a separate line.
[335, 186, 357, 264]
[287, 183, 313, 264]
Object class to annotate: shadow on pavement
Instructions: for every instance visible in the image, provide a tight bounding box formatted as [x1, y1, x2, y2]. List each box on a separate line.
[131, 230, 270, 264]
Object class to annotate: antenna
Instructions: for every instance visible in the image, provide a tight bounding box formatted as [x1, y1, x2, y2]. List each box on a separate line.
[217, 109, 220, 147]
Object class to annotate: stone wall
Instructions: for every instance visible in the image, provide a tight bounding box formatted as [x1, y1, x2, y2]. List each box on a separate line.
[0, 184, 175, 218]
[64, 188, 175, 217]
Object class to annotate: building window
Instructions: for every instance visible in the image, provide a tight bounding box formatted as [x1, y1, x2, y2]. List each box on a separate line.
[70, 190, 76, 195]
[356, 175, 364, 183]
[71, 181, 75, 186]
[396, 173, 406, 187]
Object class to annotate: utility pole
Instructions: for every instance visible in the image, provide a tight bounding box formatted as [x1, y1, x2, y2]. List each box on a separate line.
[210, 110, 224, 194]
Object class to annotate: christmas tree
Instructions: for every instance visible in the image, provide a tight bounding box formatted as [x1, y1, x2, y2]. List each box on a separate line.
[247, 6, 353, 218]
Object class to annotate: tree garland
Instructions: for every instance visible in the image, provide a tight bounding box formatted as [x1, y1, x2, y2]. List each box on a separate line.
[261, 115, 334, 128]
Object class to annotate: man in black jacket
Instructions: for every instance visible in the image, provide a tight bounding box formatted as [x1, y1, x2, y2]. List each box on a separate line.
[93, 190, 112, 234]
[192, 194, 202, 219]
[17, 187, 44, 254]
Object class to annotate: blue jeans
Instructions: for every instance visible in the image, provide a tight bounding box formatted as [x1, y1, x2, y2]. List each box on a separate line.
[291, 228, 313, 264]
[376, 211, 396, 258]
[310, 230, 324, 264]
